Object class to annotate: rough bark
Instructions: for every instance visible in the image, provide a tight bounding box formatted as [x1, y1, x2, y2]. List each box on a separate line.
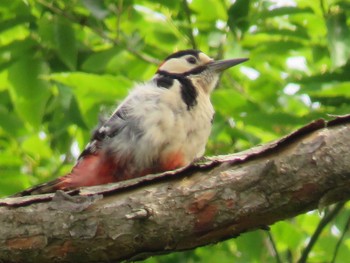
[1, 115, 350, 263]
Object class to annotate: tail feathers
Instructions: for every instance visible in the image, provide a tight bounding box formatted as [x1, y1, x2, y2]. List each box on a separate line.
[11, 178, 64, 197]
[11, 151, 187, 197]
[62, 153, 118, 189]
[11, 153, 122, 197]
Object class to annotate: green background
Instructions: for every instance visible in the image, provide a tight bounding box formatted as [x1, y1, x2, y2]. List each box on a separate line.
[1, 0, 350, 262]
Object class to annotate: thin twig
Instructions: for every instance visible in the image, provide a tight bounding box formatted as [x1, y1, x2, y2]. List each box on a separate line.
[215, 0, 229, 60]
[37, 0, 159, 65]
[116, 0, 123, 41]
[37, 0, 76, 21]
[330, 212, 350, 263]
[320, 0, 327, 19]
[266, 231, 282, 263]
[51, 153, 70, 178]
[298, 202, 345, 263]
[182, 0, 197, 49]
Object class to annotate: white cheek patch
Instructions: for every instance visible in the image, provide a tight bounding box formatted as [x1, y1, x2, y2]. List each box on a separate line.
[159, 58, 192, 74]
[158, 52, 214, 74]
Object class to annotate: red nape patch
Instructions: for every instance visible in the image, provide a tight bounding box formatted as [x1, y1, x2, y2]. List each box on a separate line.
[161, 152, 185, 171]
[59, 153, 120, 189]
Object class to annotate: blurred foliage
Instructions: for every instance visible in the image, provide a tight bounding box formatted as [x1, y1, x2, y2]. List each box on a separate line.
[0, 0, 350, 262]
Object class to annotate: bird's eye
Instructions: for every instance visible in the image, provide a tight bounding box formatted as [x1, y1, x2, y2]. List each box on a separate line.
[186, 56, 197, 64]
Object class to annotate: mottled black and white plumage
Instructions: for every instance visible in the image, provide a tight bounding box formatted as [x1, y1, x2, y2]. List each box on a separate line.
[14, 50, 248, 196]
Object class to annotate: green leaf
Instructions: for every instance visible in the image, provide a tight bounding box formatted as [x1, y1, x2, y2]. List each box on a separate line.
[242, 112, 306, 129]
[251, 40, 304, 54]
[0, 0, 32, 16]
[271, 221, 305, 251]
[191, 0, 227, 21]
[0, 15, 34, 33]
[48, 72, 132, 119]
[21, 134, 53, 158]
[56, 84, 87, 129]
[256, 27, 309, 40]
[194, 242, 238, 263]
[49, 72, 131, 99]
[326, 8, 350, 68]
[309, 82, 350, 97]
[82, 47, 122, 73]
[227, 0, 250, 34]
[297, 63, 350, 86]
[0, 171, 31, 197]
[260, 6, 313, 18]
[8, 57, 51, 129]
[235, 232, 270, 262]
[0, 103, 24, 135]
[0, 38, 36, 71]
[212, 89, 247, 115]
[54, 17, 77, 70]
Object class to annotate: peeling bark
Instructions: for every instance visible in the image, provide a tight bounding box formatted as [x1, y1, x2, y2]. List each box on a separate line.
[1, 115, 350, 263]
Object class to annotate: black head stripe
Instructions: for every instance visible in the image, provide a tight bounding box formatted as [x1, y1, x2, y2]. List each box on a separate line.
[164, 49, 201, 61]
[157, 71, 198, 110]
[155, 75, 174, 89]
[157, 65, 208, 77]
[178, 78, 198, 110]
[183, 65, 207, 76]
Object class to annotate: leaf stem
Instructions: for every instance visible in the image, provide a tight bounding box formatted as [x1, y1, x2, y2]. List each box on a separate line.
[266, 231, 283, 263]
[298, 202, 345, 263]
[330, 212, 350, 263]
[182, 0, 197, 49]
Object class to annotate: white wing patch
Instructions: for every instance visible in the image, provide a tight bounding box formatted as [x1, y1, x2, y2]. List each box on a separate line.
[98, 125, 111, 133]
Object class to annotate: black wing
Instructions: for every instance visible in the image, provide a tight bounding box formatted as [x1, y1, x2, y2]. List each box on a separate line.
[77, 105, 129, 160]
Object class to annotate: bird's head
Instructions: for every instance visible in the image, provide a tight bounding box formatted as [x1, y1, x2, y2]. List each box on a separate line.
[157, 50, 248, 94]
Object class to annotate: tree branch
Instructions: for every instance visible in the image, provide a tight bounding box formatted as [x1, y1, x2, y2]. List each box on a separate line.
[1, 115, 350, 262]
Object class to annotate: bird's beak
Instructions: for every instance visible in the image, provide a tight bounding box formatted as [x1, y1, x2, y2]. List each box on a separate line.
[208, 58, 249, 73]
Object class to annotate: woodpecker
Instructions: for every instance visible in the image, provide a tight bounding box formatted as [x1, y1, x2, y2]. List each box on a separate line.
[14, 50, 248, 196]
